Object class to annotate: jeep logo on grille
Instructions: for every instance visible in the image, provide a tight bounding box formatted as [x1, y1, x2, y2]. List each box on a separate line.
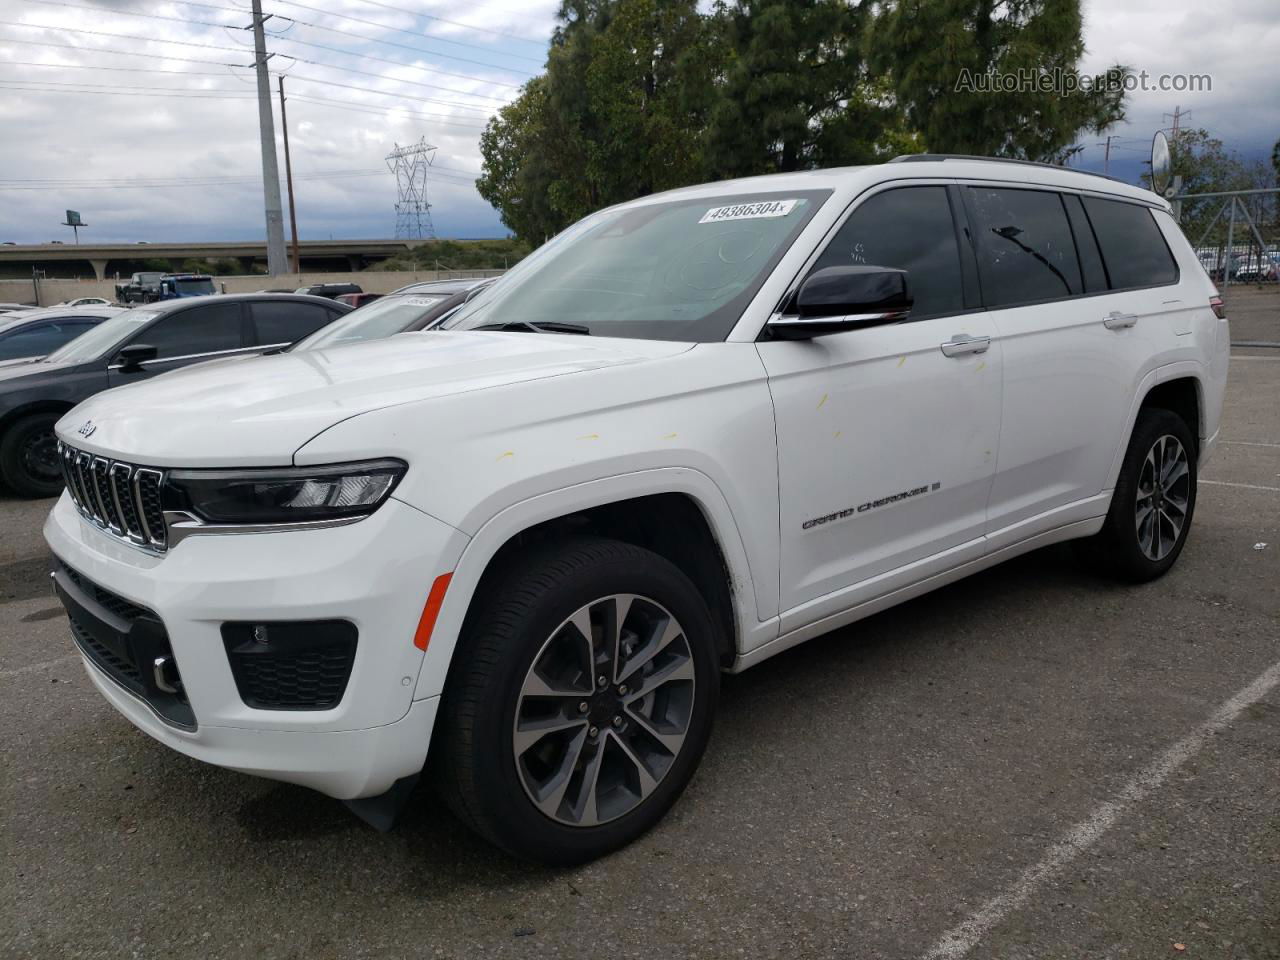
[77, 420, 97, 438]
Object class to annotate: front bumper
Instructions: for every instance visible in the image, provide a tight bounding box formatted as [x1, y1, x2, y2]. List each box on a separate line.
[44, 493, 468, 798]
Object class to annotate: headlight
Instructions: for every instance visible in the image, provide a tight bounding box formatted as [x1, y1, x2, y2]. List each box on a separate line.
[163, 459, 407, 525]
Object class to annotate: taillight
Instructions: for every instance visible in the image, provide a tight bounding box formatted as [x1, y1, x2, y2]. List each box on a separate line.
[1209, 296, 1226, 319]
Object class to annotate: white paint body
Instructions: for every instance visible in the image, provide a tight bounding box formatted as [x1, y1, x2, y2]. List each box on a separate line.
[44, 160, 1228, 799]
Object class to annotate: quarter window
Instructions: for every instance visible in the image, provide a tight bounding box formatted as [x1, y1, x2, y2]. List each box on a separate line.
[1081, 197, 1179, 289]
[811, 186, 965, 318]
[135, 303, 244, 359]
[966, 187, 1082, 306]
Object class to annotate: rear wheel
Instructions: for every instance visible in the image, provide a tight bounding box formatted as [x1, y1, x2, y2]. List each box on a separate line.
[435, 536, 720, 864]
[1076, 407, 1197, 582]
[0, 413, 65, 498]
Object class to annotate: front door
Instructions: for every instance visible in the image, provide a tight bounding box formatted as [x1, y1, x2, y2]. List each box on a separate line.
[758, 184, 1003, 630]
[108, 302, 248, 386]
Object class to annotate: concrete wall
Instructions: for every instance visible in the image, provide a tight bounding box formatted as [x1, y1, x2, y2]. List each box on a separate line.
[0, 270, 504, 307]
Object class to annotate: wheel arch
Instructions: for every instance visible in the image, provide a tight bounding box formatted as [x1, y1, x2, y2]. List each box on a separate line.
[0, 399, 77, 439]
[1105, 362, 1205, 493]
[412, 468, 767, 703]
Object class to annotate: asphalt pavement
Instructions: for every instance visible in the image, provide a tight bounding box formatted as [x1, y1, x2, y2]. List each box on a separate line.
[2, 344, 1277, 959]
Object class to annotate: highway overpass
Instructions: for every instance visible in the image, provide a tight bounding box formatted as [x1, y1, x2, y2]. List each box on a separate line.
[0, 239, 431, 279]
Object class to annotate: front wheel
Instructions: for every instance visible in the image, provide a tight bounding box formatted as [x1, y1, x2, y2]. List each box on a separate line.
[435, 536, 720, 864]
[0, 412, 65, 498]
[1076, 407, 1198, 582]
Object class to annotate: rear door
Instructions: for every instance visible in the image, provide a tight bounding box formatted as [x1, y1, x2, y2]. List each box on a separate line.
[107, 301, 249, 386]
[969, 186, 1177, 547]
[759, 183, 1003, 628]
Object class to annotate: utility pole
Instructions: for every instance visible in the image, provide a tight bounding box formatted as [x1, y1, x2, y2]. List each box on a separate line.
[1103, 135, 1113, 176]
[278, 75, 301, 275]
[250, 0, 288, 277]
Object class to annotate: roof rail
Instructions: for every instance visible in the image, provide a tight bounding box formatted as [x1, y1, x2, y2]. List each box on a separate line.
[889, 153, 1126, 185]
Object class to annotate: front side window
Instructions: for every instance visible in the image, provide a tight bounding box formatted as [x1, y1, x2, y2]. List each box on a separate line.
[967, 187, 1082, 307]
[1082, 197, 1179, 290]
[45, 310, 159, 364]
[133, 303, 243, 359]
[0, 322, 68, 360]
[441, 190, 830, 342]
[810, 186, 965, 318]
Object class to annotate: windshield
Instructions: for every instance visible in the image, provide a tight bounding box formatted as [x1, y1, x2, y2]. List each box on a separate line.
[441, 190, 829, 342]
[44, 310, 159, 363]
[292, 294, 449, 350]
[176, 279, 215, 295]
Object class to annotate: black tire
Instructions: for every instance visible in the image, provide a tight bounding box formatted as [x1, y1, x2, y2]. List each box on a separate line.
[435, 535, 720, 864]
[0, 412, 65, 498]
[1075, 407, 1197, 582]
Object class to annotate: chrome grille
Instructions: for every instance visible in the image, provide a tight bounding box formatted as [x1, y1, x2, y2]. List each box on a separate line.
[59, 442, 167, 551]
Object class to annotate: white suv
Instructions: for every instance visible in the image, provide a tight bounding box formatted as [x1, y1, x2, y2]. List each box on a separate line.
[45, 157, 1228, 863]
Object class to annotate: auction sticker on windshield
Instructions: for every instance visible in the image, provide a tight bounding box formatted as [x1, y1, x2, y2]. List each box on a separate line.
[698, 199, 798, 224]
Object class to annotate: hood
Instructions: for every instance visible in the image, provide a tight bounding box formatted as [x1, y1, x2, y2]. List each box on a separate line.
[57, 331, 693, 466]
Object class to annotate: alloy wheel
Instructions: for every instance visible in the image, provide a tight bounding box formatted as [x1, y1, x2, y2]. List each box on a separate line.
[512, 593, 696, 827]
[1135, 434, 1190, 561]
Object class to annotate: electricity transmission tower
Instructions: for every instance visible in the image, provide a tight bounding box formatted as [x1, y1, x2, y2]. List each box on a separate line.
[386, 139, 437, 239]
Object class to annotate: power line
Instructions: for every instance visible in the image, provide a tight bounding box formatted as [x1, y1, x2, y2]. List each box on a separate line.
[0, 33, 245, 68]
[153, 0, 543, 67]
[0, 78, 256, 99]
[280, 73, 498, 115]
[0, 58, 237, 78]
[284, 92, 488, 129]
[13, 0, 527, 92]
[339, 0, 548, 47]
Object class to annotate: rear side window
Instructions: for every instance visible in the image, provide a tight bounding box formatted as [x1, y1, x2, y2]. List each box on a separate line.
[812, 186, 965, 318]
[1081, 197, 1179, 289]
[250, 301, 335, 345]
[966, 187, 1082, 306]
[136, 303, 244, 359]
[0, 321, 92, 360]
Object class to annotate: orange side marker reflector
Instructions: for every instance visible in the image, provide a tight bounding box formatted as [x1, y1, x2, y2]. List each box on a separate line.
[413, 572, 453, 651]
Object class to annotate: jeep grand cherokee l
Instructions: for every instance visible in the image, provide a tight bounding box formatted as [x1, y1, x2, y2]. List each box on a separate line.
[45, 157, 1228, 864]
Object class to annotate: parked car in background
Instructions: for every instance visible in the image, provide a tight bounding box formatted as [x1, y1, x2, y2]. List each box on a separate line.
[54, 297, 112, 308]
[335, 292, 383, 309]
[295, 282, 362, 300]
[390, 277, 497, 296]
[115, 271, 166, 303]
[0, 302, 34, 314]
[0, 305, 123, 367]
[0, 294, 350, 496]
[292, 278, 495, 351]
[41, 157, 1227, 863]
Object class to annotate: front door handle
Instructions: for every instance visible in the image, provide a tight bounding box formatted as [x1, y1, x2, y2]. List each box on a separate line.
[940, 334, 991, 357]
[1103, 312, 1138, 330]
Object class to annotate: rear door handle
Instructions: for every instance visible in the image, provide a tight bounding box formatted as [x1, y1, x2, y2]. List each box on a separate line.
[940, 334, 991, 357]
[1103, 312, 1138, 330]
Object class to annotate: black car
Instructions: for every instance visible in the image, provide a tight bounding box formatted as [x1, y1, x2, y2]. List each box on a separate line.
[291, 278, 495, 351]
[0, 294, 350, 497]
[293, 282, 362, 300]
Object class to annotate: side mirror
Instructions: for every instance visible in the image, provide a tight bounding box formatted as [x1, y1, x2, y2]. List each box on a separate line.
[116, 343, 158, 371]
[768, 265, 912, 340]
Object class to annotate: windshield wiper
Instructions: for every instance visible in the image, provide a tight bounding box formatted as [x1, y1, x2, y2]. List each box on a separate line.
[471, 320, 591, 335]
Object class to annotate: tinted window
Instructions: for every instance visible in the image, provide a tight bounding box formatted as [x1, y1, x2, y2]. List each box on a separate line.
[250, 301, 335, 345]
[135, 303, 243, 359]
[811, 186, 964, 318]
[0, 320, 95, 360]
[1082, 197, 1179, 289]
[967, 187, 1081, 306]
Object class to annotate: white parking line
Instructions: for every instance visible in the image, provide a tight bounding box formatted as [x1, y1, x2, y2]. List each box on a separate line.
[1220, 440, 1280, 449]
[0, 654, 78, 679]
[921, 658, 1280, 960]
[1201, 479, 1280, 493]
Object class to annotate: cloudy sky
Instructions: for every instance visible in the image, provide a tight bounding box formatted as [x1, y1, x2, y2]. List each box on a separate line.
[0, 0, 1275, 244]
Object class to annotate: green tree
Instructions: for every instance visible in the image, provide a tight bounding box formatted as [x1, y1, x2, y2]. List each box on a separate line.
[705, 0, 909, 178]
[477, 0, 721, 243]
[870, 0, 1127, 161]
